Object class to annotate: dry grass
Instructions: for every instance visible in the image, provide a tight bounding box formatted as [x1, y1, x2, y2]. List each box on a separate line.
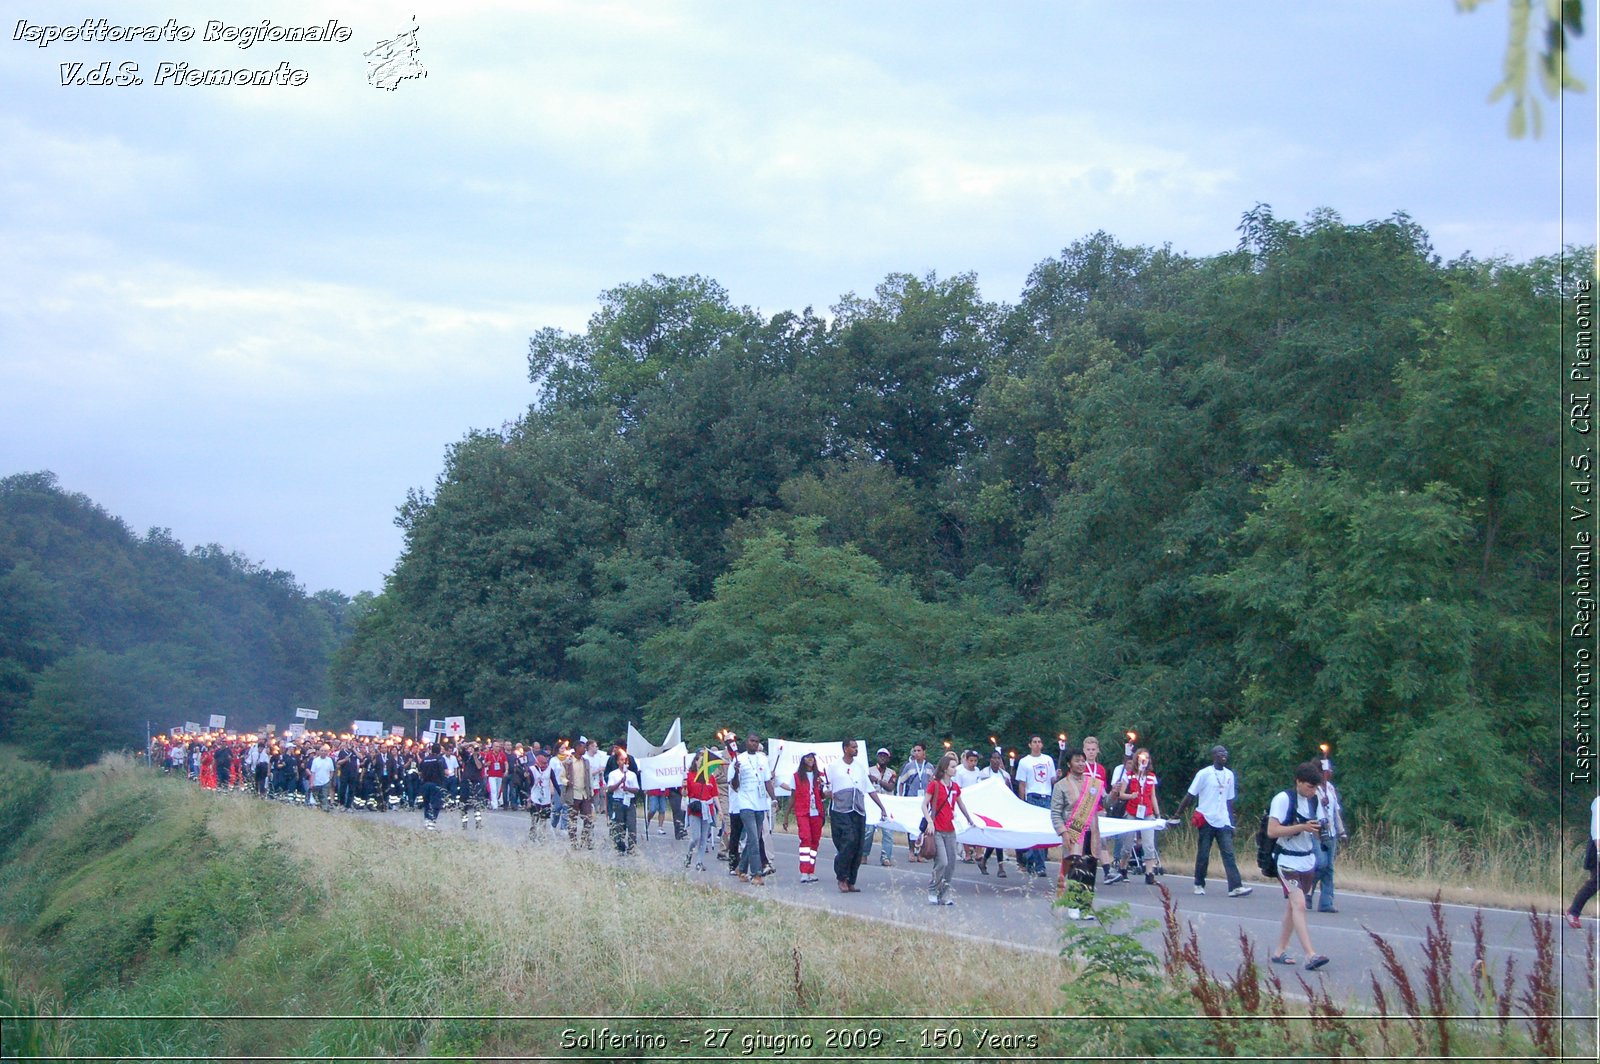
[206, 789, 1065, 1019]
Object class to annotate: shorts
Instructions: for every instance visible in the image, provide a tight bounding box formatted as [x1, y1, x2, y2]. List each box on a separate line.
[1279, 868, 1316, 897]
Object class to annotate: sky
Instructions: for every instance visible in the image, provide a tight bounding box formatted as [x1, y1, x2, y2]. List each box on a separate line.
[1, 0, 1594, 597]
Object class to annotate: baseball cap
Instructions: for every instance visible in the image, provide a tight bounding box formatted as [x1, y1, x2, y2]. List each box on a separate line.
[876, 747, 890, 756]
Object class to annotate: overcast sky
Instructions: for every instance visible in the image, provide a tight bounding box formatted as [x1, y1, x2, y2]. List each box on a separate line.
[2, 0, 1594, 596]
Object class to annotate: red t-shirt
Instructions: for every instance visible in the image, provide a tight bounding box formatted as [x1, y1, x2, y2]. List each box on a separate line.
[684, 775, 718, 813]
[482, 749, 508, 777]
[925, 780, 961, 833]
[1124, 771, 1159, 819]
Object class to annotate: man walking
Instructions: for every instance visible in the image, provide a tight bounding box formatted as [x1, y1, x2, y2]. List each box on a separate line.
[1173, 745, 1252, 897]
[864, 747, 898, 866]
[826, 739, 890, 893]
[730, 734, 774, 885]
[1306, 757, 1346, 912]
[898, 743, 935, 862]
[1266, 762, 1330, 970]
[1015, 735, 1058, 877]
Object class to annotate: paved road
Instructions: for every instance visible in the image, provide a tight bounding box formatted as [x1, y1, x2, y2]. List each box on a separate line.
[363, 802, 1598, 1016]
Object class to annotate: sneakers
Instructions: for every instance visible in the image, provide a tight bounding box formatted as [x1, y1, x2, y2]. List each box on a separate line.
[1193, 886, 1206, 895]
[1145, 871, 1156, 885]
[928, 892, 940, 905]
[1567, 913, 1583, 930]
[1305, 955, 1330, 971]
[880, 857, 892, 866]
[425, 821, 437, 831]
[1066, 907, 1081, 920]
[1105, 869, 1127, 885]
[940, 897, 956, 906]
[1228, 885, 1254, 897]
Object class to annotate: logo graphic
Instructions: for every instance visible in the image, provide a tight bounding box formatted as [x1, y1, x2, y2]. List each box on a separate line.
[365, 16, 426, 91]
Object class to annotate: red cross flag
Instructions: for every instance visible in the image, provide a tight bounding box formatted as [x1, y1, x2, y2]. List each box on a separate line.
[443, 716, 466, 737]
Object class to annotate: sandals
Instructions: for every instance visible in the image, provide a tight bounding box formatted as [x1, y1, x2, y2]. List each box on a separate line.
[1305, 955, 1330, 971]
[1269, 952, 1296, 965]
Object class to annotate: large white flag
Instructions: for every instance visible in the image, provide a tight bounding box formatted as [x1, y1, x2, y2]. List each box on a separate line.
[626, 718, 682, 760]
[636, 743, 690, 791]
[767, 738, 861, 795]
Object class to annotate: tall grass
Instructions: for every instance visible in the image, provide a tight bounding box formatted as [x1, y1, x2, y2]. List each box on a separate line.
[1158, 818, 1575, 908]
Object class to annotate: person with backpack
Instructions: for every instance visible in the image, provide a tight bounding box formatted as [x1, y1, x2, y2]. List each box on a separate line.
[1263, 762, 1330, 971]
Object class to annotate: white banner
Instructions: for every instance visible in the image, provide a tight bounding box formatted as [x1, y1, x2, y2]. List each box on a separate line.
[767, 738, 860, 795]
[636, 743, 690, 790]
[390, 725, 406, 737]
[294, 707, 319, 719]
[864, 775, 1063, 849]
[352, 720, 384, 737]
[288, 722, 306, 737]
[1097, 815, 1173, 839]
[402, 698, 431, 710]
[442, 716, 466, 739]
[429, 718, 446, 733]
[421, 730, 438, 744]
[183, 721, 199, 735]
[208, 714, 226, 730]
[626, 718, 682, 760]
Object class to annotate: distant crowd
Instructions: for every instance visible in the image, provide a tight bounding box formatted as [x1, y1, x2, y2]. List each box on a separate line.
[150, 723, 1413, 969]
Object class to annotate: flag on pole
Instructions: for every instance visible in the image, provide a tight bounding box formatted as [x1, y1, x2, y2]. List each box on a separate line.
[443, 716, 466, 739]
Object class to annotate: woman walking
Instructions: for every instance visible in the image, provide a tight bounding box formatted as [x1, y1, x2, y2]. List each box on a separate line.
[923, 753, 974, 906]
[684, 749, 720, 871]
[792, 752, 827, 883]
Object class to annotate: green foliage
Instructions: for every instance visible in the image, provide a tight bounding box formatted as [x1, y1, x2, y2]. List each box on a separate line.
[336, 212, 1582, 832]
[0, 473, 347, 758]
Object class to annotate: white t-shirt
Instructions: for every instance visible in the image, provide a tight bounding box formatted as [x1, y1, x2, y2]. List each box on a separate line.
[954, 764, 983, 790]
[309, 755, 335, 787]
[1269, 790, 1318, 873]
[1016, 753, 1057, 797]
[732, 751, 772, 812]
[1186, 765, 1236, 828]
[825, 756, 872, 816]
[606, 767, 639, 805]
[1590, 795, 1599, 842]
[528, 762, 555, 806]
[584, 751, 607, 787]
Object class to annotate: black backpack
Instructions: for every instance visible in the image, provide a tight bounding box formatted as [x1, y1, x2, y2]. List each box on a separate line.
[1255, 790, 1318, 878]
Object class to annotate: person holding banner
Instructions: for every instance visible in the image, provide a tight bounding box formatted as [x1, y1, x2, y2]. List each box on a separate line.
[923, 753, 975, 906]
[731, 735, 775, 884]
[683, 749, 720, 871]
[791, 752, 827, 883]
[1110, 747, 1165, 885]
[1050, 749, 1104, 920]
[825, 739, 890, 893]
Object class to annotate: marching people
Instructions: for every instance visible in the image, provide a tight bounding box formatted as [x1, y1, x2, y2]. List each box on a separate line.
[1308, 756, 1347, 913]
[791, 751, 826, 883]
[976, 749, 1010, 878]
[898, 743, 935, 863]
[825, 738, 890, 894]
[924, 752, 975, 906]
[864, 747, 898, 866]
[730, 733, 775, 885]
[1567, 793, 1599, 930]
[606, 747, 641, 853]
[1110, 746, 1164, 884]
[1173, 745, 1252, 897]
[1051, 749, 1105, 920]
[683, 748, 719, 871]
[1265, 762, 1330, 971]
[1015, 735, 1058, 877]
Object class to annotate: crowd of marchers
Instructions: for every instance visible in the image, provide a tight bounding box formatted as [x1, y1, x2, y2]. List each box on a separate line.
[150, 726, 1456, 969]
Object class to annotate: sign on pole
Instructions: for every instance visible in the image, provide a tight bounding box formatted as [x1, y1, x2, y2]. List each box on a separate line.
[208, 714, 226, 730]
[288, 722, 306, 737]
[352, 720, 384, 737]
[443, 716, 466, 739]
[429, 719, 446, 734]
[294, 707, 319, 720]
[402, 698, 431, 711]
[390, 725, 406, 738]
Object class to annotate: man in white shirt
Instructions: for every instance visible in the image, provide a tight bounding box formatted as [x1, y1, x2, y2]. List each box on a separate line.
[826, 738, 890, 893]
[606, 750, 641, 853]
[954, 750, 984, 863]
[1266, 762, 1329, 970]
[1173, 745, 1252, 897]
[1015, 735, 1058, 877]
[308, 745, 336, 812]
[731, 734, 774, 884]
[1308, 759, 1347, 913]
[864, 748, 898, 866]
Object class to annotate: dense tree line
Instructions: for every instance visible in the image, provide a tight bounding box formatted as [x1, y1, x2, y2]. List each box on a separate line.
[331, 207, 1585, 830]
[0, 472, 353, 764]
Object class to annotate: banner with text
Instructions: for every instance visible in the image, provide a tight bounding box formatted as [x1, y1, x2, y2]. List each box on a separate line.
[352, 720, 384, 737]
[636, 743, 690, 790]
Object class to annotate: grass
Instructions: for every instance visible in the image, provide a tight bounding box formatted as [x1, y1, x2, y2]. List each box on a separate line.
[1, 751, 1593, 1059]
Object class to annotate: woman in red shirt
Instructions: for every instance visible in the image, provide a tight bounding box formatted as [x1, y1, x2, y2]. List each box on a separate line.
[923, 753, 975, 906]
[792, 752, 827, 882]
[1113, 747, 1165, 884]
[683, 749, 720, 871]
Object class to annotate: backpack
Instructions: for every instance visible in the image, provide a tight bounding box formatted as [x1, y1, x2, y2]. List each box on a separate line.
[1255, 790, 1318, 879]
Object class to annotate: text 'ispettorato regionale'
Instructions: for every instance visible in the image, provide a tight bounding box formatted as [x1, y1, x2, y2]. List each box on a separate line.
[13, 18, 353, 87]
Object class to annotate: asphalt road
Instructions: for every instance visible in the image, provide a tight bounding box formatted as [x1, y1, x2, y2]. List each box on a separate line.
[360, 801, 1598, 1018]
